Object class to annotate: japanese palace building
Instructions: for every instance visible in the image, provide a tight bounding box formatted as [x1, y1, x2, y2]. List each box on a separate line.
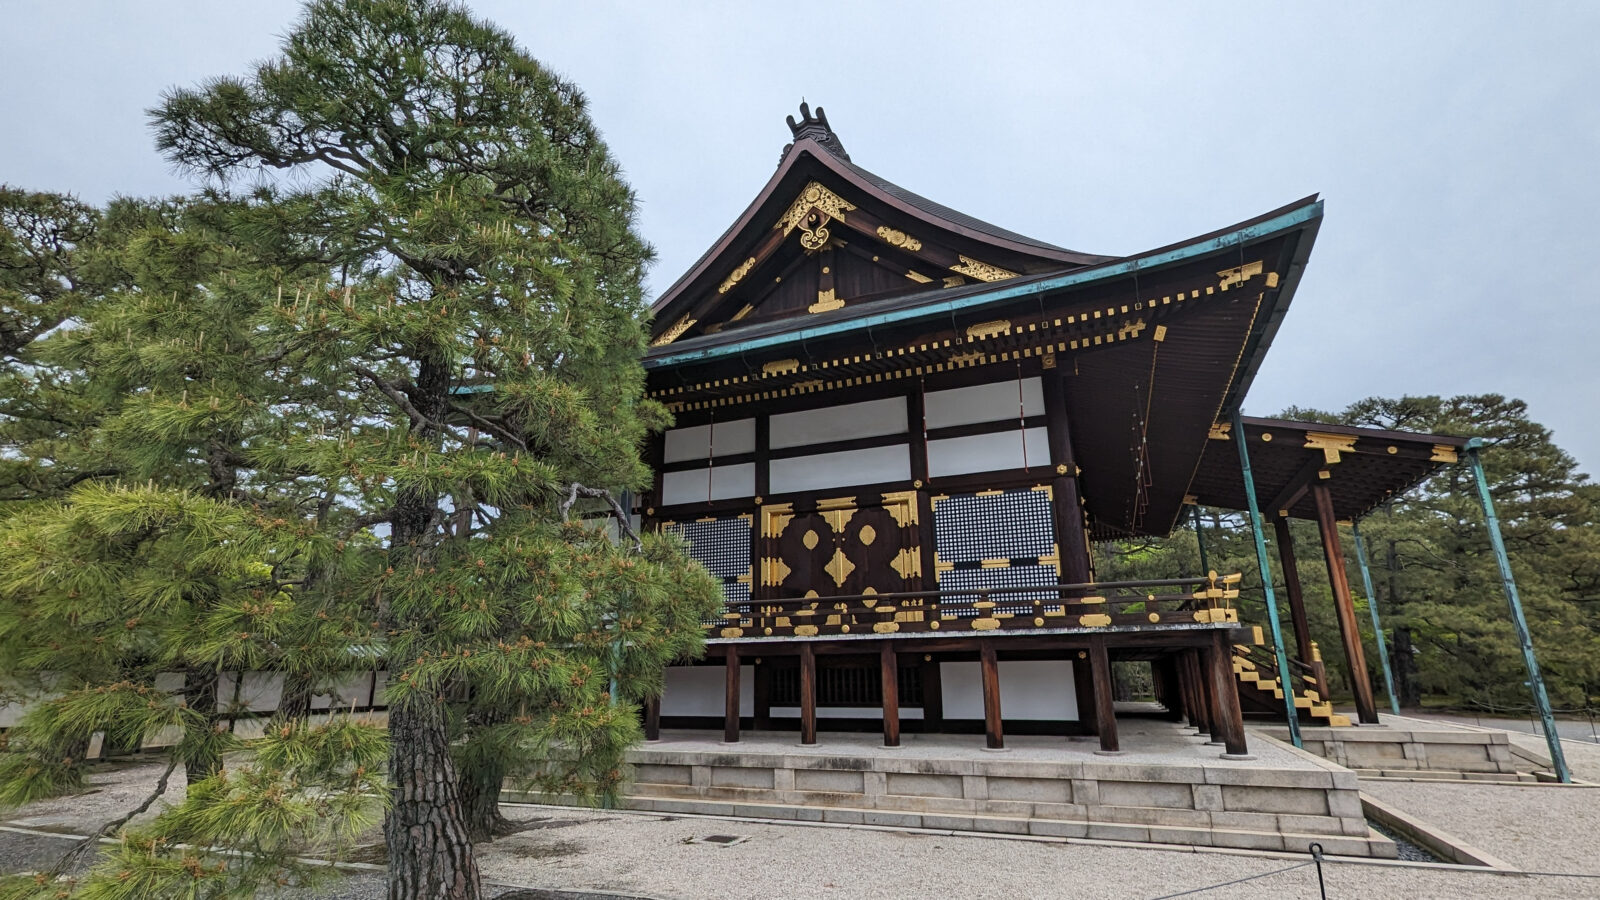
[637, 105, 1466, 756]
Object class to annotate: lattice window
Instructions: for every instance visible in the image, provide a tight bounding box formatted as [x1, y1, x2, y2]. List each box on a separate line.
[662, 515, 753, 619]
[933, 487, 1058, 615]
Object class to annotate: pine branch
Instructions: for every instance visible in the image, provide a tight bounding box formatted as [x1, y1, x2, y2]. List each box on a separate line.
[560, 482, 641, 553]
[446, 400, 526, 452]
[45, 753, 181, 878]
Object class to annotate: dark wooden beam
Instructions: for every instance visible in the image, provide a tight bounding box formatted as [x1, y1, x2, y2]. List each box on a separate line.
[880, 642, 901, 747]
[1207, 631, 1250, 757]
[799, 643, 817, 745]
[724, 645, 741, 743]
[920, 654, 943, 732]
[1273, 515, 1315, 666]
[1312, 482, 1379, 725]
[980, 643, 1003, 750]
[1267, 456, 1329, 519]
[753, 659, 772, 731]
[1089, 637, 1119, 752]
[643, 696, 661, 742]
[1042, 368, 1093, 586]
[1073, 652, 1097, 736]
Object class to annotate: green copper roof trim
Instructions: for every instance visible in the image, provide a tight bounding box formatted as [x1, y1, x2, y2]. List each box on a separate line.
[646, 199, 1323, 370]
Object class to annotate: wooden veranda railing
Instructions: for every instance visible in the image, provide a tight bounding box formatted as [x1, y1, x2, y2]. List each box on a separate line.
[707, 573, 1243, 639]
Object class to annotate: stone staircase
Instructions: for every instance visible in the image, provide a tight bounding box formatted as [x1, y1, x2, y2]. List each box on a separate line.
[1234, 630, 1352, 728]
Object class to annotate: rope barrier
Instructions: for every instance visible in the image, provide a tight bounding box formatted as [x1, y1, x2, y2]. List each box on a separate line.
[1146, 861, 1314, 899]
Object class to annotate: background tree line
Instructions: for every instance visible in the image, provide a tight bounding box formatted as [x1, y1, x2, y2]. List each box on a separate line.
[1100, 395, 1600, 714]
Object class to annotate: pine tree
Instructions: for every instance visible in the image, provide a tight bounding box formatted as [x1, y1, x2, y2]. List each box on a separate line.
[143, 1, 719, 896]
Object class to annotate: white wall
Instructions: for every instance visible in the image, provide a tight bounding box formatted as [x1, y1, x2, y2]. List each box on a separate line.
[660, 665, 753, 717]
[940, 660, 1078, 721]
[663, 418, 756, 462]
[926, 427, 1051, 477]
[770, 397, 907, 449]
[661, 461, 756, 506]
[925, 378, 1044, 429]
[769, 444, 910, 494]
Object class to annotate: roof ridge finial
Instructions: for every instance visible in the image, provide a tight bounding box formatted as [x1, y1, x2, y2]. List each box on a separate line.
[782, 100, 849, 163]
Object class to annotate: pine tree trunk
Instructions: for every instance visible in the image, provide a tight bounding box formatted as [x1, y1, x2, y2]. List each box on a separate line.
[277, 671, 314, 723]
[185, 664, 222, 786]
[460, 755, 513, 843]
[385, 695, 482, 900]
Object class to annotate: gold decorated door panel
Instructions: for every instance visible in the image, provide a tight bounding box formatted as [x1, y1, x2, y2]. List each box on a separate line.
[760, 491, 922, 601]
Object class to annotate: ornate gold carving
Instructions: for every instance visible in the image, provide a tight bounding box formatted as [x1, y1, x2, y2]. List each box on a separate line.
[1078, 613, 1112, 627]
[942, 275, 966, 288]
[950, 255, 1018, 282]
[803, 529, 820, 550]
[719, 258, 756, 294]
[1056, 464, 1069, 475]
[1431, 444, 1459, 463]
[1217, 260, 1264, 288]
[1034, 617, 1045, 627]
[873, 621, 900, 634]
[809, 288, 844, 314]
[720, 627, 744, 638]
[777, 182, 855, 251]
[889, 547, 919, 580]
[1148, 613, 1161, 624]
[650, 315, 696, 347]
[760, 556, 792, 587]
[858, 524, 877, 546]
[794, 625, 819, 637]
[880, 491, 919, 527]
[905, 270, 933, 284]
[875, 225, 922, 252]
[1304, 431, 1358, 464]
[949, 350, 987, 366]
[972, 618, 1001, 631]
[762, 358, 801, 377]
[1153, 325, 1168, 342]
[731, 304, 755, 321]
[980, 558, 1010, 569]
[825, 548, 856, 587]
[1208, 422, 1232, 441]
[965, 319, 1011, 340]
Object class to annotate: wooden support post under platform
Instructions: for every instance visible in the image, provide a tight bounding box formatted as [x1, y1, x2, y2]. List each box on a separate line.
[980, 643, 1003, 750]
[643, 696, 661, 742]
[1185, 649, 1211, 735]
[880, 642, 900, 747]
[723, 646, 741, 743]
[1073, 653, 1097, 735]
[1207, 631, 1251, 758]
[753, 659, 772, 730]
[799, 643, 817, 745]
[1311, 483, 1380, 725]
[920, 655, 943, 732]
[1089, 637, 1119, 753]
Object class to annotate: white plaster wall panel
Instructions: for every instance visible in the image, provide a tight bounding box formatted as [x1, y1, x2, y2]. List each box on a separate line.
[940, 660, 1077, 721]
[927, 427, 1050, 478]
[661, 665, 753, 717]
[661, 462, 755, 506]
[769, 707, 925, 719]
[769, 396, 907, 449]
[662, 418, 756, 463]
[769, 444, 910, 494]
[924, 378, 1044, 429]
[312, 672, 379, 710]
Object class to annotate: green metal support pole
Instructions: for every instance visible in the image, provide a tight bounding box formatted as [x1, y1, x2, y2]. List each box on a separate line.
[1465, 438, 1570, 783]
[1230, 410, 1302, 748]
[1351, 521, 1401, 716]
[1191, 504, 1211, 576]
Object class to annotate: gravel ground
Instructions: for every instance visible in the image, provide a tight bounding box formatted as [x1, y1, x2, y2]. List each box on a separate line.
[1358, 779, 1600, 875]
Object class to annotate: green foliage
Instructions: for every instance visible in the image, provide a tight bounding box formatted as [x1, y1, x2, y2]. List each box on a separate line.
[1, 1, 716, 897]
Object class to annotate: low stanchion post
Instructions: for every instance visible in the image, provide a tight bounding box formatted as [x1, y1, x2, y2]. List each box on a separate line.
[1230, 410, 1302, 748]
[1309, 842, 1327, 900]
[1351, 521, 1401, 716]
[1464, 437, 1570, 783]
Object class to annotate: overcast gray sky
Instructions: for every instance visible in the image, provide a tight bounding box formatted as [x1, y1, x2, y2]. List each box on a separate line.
[4, 1, 1597, 472]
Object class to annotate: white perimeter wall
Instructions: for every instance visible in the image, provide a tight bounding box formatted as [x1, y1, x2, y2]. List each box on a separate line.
[941, 660, 1078, 721]
[661, 665, 753, 717]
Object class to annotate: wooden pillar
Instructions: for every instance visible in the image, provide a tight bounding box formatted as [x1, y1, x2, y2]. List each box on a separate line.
[1089, 636, 1119, 752]
[1207, 631, 1250, 757]
[753, 660, 772, 731]
[1311, 483, 1379, 725]
[799, 643, 817, 745]
[920, 655, 943, 733]
[1041, 370, 1093, 587]
[723, 646, 741, 743]
[643, 695, 661, 742]
[1158, 657, 1185, 722]
[1184, 649, 1211, 734]
[1273, 516, 1316, 663]
[980, 643, 1004, 750]
[1072, 653, 1097, 735]
[880, 642, 900, 747]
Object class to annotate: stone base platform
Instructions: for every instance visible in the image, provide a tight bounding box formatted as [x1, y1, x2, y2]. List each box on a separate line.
[518, 722, 1395, 858]
[1255, 714, 1521, 777]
